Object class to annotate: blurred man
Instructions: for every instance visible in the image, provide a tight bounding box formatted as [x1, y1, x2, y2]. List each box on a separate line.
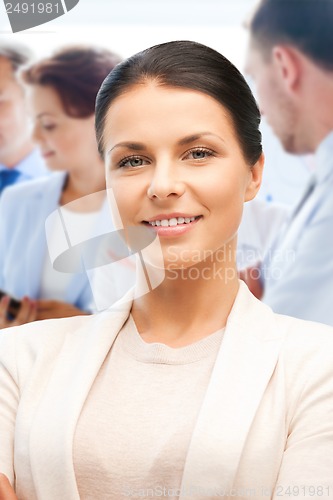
[0, 43, 48, 194]
[243, 0, 333, 325]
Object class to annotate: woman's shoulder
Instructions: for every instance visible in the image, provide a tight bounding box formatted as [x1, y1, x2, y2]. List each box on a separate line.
[0, 314, 91, 357]
[272, 312, 333, 382]
[0, 316, 87, 391]
[275, 312, 333, 349]
[0, 306, 129, 364]
[0, 305, 130, 395]
[236, 283, 333, 370]
[239, 281, 333, 345]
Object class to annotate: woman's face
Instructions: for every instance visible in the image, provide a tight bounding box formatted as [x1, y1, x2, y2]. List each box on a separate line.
[28, 84, 98, 172]
[103, 83, 263, 269]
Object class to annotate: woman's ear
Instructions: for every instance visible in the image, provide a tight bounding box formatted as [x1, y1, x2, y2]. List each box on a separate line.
[245, 153, 264, 202]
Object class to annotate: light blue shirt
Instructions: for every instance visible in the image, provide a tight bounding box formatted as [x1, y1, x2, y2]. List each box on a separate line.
[261, 131, 333, 325]
[0, 148, 48, 189]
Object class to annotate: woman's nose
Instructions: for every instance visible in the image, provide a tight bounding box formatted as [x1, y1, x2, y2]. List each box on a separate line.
[31, 123, 41, 143]
[147, 162, 185, 200]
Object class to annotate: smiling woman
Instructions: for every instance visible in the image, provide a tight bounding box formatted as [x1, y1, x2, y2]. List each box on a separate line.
[103, 84, 261, 276]
[97, 40, 263, 290]
[0, 40, 333, 500]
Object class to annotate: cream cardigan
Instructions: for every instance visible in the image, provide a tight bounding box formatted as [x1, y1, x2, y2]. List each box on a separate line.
[0, 282, 333, 499]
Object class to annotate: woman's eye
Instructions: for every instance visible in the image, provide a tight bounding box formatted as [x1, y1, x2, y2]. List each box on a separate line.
[42, 124, 56, 131]
[184, 148, 214, 160]
[118, 156, 148, 168]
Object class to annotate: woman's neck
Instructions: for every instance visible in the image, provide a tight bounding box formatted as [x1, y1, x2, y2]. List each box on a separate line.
[131, 252, 239, 347]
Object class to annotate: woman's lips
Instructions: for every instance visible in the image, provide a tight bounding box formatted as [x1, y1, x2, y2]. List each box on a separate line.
[42, 151, 55, 158]
[144, 215, 202, 237]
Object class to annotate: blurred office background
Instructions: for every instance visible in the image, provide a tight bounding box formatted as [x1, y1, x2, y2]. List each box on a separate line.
[0, 0, 311, 205]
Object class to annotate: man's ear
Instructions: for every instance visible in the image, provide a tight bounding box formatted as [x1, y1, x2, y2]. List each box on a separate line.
[245, 153, 264, 202]
[272, 45, 302, 91]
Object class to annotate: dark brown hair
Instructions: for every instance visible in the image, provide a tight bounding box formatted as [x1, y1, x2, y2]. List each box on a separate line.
[22, 46, 122, 118]
[95, 40, 262, 166]
[248, 0, 333, 70]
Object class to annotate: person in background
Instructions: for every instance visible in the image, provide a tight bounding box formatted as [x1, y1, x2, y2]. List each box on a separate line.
[243, 0, 333, 325]
[0, 42, 48, 195]
[0, 46, 122, 328]
[0, 40, 332, 499]
[238, 197, 289, 275]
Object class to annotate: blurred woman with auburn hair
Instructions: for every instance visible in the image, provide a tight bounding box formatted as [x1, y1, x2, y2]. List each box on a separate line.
[0, 46, 121, 327]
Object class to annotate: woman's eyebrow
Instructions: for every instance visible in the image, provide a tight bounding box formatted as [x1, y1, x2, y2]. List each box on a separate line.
[109, 142, 146, 154]
[37, 112, 55, 119]
[108, 133, 226, 155]
[178, 132, 226, 146]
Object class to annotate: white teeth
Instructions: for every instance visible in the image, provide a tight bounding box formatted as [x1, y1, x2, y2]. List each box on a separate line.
[148, 216, 197, 227]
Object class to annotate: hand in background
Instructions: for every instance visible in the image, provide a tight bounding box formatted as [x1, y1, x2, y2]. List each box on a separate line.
[36, 299, 89, 321]
[0, 474, 17, 500]
[0, 296, 37, 329]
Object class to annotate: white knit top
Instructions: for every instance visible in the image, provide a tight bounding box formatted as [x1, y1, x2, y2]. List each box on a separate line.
[73, 315, 224, 499]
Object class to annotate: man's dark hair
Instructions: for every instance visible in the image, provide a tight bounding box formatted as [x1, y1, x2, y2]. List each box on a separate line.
[248, 0, 333, 70]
